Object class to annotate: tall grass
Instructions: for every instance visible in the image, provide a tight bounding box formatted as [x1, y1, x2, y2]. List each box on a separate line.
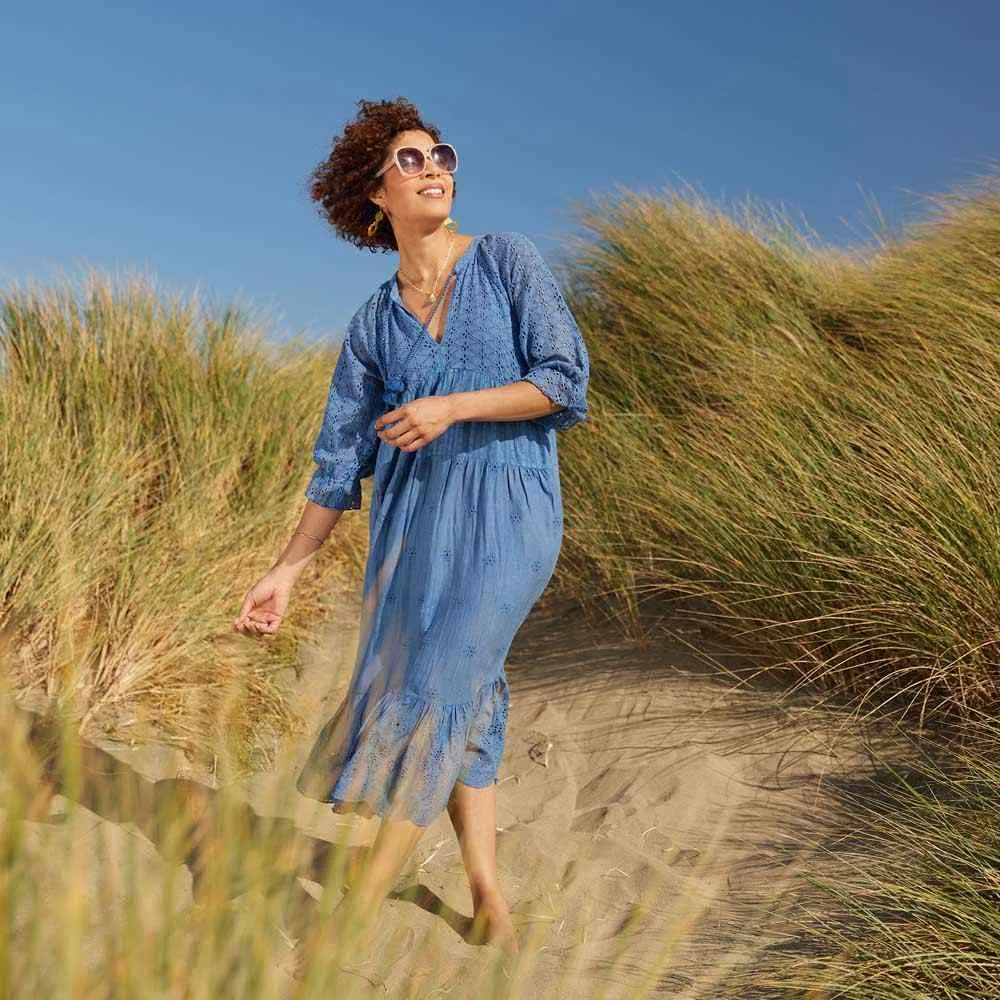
[539, 171, 1000, 996]
[2, 168, 999, 996]
[553, 172, 1000, 725]
[0, 270, 370, 773]
[734, 709, 1000, 998]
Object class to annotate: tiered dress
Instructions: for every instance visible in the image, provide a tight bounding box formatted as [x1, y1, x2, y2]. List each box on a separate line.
[295, 231, 590, 827]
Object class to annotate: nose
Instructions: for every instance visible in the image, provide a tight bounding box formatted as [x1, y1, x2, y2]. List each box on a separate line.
[421, 151, 444, 178]
[418, 167, 447, 191]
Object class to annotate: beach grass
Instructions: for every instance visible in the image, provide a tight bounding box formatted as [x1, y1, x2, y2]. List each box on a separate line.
[555, 172, 1000, 726]
[2, 168, 999, 996]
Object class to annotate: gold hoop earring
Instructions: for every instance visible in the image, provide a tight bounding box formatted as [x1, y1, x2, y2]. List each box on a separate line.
[367, 208, 384, 238]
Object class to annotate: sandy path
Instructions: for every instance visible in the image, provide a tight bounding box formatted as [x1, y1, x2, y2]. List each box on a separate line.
[264, 594, 890, 996]
[10, 594, 900, 997]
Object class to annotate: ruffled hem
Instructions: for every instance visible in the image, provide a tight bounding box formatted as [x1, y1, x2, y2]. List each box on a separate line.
[295, 672, 509, 827]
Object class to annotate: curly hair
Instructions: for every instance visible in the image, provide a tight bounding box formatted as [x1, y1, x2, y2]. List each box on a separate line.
[307, 97, 457, 254]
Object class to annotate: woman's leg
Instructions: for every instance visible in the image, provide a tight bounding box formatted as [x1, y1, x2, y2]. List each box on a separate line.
[303, 814, 426, 960]
[447, 781, 520, 953]
[346, 813, 426, 911]
[293, 814, 426, 981]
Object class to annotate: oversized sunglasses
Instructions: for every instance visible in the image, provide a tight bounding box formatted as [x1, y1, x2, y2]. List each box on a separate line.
[375, 142, 458, 179]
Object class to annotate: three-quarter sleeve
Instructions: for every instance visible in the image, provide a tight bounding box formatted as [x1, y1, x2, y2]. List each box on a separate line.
[501, 231, 590, 432]
[305, 298, 382, 510]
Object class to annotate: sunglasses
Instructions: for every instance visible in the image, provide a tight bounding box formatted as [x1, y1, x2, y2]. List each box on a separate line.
[375, 142, 458, 179]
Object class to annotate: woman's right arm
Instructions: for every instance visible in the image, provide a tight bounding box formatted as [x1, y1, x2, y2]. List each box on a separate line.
[270, 502, 346, 581]
[232, 504, 343, 635]
[233, 298, 382, 635]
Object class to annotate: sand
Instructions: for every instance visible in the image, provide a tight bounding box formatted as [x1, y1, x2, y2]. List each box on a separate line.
[7, 593, 902, 998]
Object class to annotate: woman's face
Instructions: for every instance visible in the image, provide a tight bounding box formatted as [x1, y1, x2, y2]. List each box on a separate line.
[370, 129, 454, 231]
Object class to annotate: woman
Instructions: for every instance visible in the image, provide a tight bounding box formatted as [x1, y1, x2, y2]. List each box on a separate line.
[233, 98, 589, 956]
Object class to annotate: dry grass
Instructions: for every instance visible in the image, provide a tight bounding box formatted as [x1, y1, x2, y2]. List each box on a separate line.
[554, 171, 1000, 727]
[2, 167, 999, 996]
[0, 270, 371, 775]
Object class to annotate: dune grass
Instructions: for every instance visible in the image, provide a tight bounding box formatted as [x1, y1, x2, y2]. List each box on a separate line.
[2, 169, 1000, 995]
[731, 709, 1000, 999]
[543, 171, 1000, 995]
[553, 173, 1000, 726]
[0, 270, 375, 774]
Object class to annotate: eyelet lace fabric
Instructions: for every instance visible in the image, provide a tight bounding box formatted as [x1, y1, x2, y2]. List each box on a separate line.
[296, 232, 590, 827]
[296, 673, 510, 826]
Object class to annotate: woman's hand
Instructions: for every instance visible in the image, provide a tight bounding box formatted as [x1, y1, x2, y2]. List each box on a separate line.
[376, 394, 458, 452]
[233, 569, 295, 636]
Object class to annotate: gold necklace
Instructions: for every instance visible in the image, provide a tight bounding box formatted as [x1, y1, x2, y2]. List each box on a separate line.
[397, 231, 458, 306]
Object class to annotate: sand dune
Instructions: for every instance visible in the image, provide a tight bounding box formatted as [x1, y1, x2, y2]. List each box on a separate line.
[10, 595, 900, 997]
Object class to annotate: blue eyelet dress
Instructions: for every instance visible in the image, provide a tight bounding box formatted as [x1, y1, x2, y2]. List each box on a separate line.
[294, 231, 590, 827]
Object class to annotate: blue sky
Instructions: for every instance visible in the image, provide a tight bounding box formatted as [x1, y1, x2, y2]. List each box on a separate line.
[1, 1, 996, 345]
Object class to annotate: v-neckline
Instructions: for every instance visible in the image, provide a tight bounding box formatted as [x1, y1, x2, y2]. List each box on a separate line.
[390, 234, 482, 349]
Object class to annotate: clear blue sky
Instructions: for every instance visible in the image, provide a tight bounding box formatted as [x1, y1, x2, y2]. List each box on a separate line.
[2, 1, 997, 345]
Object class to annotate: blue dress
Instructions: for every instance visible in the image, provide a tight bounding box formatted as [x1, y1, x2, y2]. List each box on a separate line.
[294, 231, 590, 827]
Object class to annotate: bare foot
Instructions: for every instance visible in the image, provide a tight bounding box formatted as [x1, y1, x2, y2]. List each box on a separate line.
[468, 889, 520, 955]
[291, 903, 380, 984]
[22, 774, 59, 822]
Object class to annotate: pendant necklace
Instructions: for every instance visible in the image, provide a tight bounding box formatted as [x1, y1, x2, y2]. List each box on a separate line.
[397, 231, 458, 307]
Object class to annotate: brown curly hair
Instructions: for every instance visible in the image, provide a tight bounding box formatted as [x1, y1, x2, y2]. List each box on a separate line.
[307, 97, 457, 254]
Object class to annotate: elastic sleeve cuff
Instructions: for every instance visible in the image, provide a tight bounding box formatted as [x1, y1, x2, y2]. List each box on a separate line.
[521, 370, 589, 431]
[305, 476, 362, 511]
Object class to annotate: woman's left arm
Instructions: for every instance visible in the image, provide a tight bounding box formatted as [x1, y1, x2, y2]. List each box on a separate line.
[509, 231, 590, 430]
[378, 233, 590, 448]
[451, 232, 590, 430]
